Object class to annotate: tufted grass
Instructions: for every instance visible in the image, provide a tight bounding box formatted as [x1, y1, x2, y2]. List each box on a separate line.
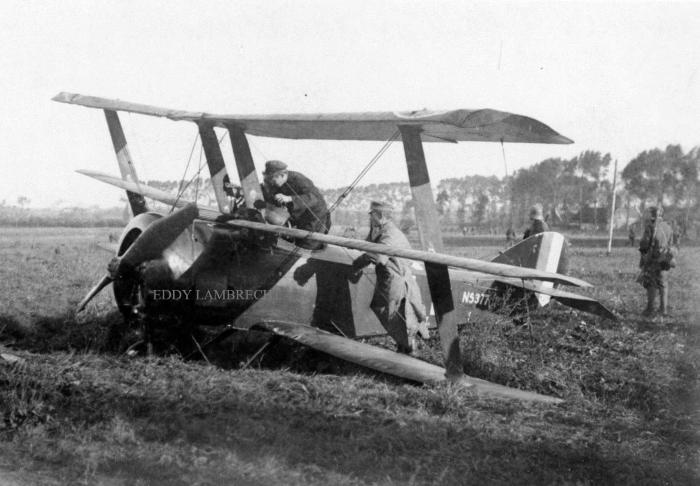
[1, 228, 698, 485]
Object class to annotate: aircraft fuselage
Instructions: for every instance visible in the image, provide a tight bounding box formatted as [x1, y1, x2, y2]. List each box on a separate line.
[114, 212, 510, 337]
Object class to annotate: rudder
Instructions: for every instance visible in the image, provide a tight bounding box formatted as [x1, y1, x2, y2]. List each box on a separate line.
[492, 232, 567, 307]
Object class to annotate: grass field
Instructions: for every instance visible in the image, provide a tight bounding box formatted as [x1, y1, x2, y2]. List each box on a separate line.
[1, 227, 698, 485]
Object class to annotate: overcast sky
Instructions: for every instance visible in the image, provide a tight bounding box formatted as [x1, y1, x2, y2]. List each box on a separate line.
[1, 0, 698, 207]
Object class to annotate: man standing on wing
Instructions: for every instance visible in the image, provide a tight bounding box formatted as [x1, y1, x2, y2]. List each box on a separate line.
[352, 201, 430, 355]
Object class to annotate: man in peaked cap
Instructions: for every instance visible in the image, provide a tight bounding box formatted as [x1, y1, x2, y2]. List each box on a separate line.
[523, 203, 549, 240]
[261, 160, 331, 238]
[351, 201, 430, 355]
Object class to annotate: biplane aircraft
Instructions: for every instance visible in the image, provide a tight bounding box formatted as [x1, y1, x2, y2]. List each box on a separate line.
[53, 92, 615, 403]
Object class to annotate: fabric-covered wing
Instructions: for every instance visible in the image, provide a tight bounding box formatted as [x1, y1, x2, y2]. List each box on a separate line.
[53, 92, 573, 144]
[76, 170, 591, 287]
[253, 321, 563, 403]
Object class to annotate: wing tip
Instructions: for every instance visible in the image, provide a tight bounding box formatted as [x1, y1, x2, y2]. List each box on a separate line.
[552, 134, 575, 144]
[75, 168, 98, 178]
[52, 91, 77, 103]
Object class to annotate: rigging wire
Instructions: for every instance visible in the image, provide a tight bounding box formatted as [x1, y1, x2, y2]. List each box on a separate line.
[246, 135, 268, 162]
[269, 131, 416, 331]
[278, 129, 401, 233]
[500, 138, 513, 226]
[327, 130, 400, 215]
[194, 144, 205, 205]
[170, 130, 228, 212]
[176, 133, 201, 201]
[500, 138, 509, 179]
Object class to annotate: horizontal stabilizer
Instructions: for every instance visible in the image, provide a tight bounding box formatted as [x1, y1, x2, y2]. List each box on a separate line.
[254, 321, 563, 403]
[495, 278, 618, 321]
[54, 92, 573, 144]
[550, 293, 618, 321]
[78, 169, 590, 287]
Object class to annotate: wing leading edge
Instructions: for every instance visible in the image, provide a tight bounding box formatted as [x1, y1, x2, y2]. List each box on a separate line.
[53, 92, 573, 144]
[76, 169, 590, 287]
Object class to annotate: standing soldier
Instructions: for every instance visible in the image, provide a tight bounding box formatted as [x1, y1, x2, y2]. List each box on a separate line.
[523, 203, 549, 239]
[638, 206, 675, 316]
[628, 225, 636, 247]
[352, 201, 430, 355]
[505, 226, 516, 247]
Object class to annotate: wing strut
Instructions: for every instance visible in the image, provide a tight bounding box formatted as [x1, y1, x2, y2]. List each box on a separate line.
[400, 126, 463, 380]
[227, 125, 264, 208]
[103, 110, 147, 215]
[198, 123, 231, 213]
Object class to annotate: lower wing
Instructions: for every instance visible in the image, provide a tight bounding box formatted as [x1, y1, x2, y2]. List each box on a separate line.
[252, 320, 563, 403]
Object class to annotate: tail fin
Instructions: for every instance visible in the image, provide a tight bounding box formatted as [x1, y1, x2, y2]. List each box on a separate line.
[492, 232, 568, 307]
[104, 110, 148, 216]
[488, 232, 616, 320]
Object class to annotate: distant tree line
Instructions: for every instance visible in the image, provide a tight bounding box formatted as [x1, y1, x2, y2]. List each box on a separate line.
[0, 198, 125, 227]
[4, 145, 698, 235]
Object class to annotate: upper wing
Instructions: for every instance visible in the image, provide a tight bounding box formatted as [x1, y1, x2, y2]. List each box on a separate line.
[77, 169, 590, 287]
[54, 92, 573, 144]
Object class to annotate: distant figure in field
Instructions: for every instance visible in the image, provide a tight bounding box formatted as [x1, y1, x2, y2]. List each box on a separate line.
[637, 206, 675, 317]
[523, 203, 549, 240]
[628, 226, 636, 247]
[505, 226, 516, 247]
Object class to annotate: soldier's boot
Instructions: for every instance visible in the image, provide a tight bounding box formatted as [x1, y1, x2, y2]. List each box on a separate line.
[659, 287, 669, 316]
[643, 287, 657, 316]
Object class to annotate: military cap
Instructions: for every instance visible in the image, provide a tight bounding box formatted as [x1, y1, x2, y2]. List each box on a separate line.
[646, 206, 661, 219]
[529, 203, 544, 220]
[263, 160, 288, 176]
[369, 201, 394, 213]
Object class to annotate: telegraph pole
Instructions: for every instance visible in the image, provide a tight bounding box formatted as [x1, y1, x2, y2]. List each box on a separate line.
[607, 158, 619, 255]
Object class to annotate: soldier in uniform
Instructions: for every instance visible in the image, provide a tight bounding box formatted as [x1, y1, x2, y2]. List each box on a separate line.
[523, 203, 549, 239]
[505, 226, 516, 247]
[638, 206, 674, 316]
[261, 160, 331, 234]
[352, 201, 429, 355]
[222, 174, 245, 212]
